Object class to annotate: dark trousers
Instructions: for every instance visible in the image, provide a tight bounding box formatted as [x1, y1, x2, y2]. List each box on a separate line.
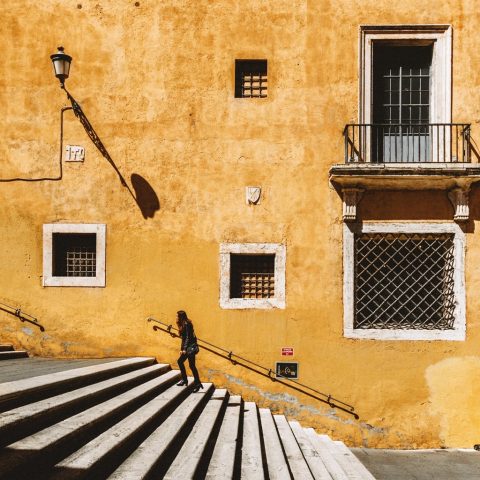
[177, 352, 200, 384]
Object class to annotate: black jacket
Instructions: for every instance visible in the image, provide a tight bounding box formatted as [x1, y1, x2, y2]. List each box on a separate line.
[181, 321, 197, 351]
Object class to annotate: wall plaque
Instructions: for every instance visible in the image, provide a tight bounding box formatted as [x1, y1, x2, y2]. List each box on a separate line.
[275, 362, 298, 379]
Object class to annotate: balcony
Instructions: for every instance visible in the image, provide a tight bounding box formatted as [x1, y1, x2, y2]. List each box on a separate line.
[329, 123, 480, 221]
[330, 123, 480, 190]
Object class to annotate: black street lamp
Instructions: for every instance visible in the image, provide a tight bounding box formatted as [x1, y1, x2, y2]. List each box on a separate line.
[50, 46, 72, 87]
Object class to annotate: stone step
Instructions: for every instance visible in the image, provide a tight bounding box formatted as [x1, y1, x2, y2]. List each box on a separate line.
[205, 395, 242, 479]
[274, 414, 315, 479]
[163, 388, 228, 480]
[316, 434, 368, 480]
[241, 401, 264, 479]
[289, 421, 333, 479]
[0, 369, 180, 478]
[0, 357, 156, 412]
[333, 441, 377, 480]
[49, 380, 205, 479]
[0, 344, 14, 352]
[305, 428, 350, 480]
[109, 383, 217, 480]
[0, 363, 170, 448]
[0, 350, 28, 361]
[259, 408, 291, 480]
[0, 357, 378, 480]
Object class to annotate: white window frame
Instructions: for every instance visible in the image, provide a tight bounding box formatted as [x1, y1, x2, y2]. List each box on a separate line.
[359, 25, 452, 162]
[43, 223, 106, 287]
[343, 222, 465, 341]
[220, 243, 286, 309]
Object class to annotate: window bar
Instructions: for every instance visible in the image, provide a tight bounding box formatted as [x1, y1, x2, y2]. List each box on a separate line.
[393, 123, 397, 162]
[417, 124, 420, 163]
[428, 125, 435, 162]
[399, 123, 403, 163]
[455, 125, 459, 162]
[387, 124, 391, 163]
[352, 125, 356, 160]
[444, 124, 447, 162]
[359, 124, 362, 163]
[465, 125, 471, 162]
[344, 126, 349, 162]
[363, 124, 366, 162]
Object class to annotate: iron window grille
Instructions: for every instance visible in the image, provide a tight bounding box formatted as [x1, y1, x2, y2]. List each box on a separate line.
[235, 60, 267, 98]
[354, 232, 455, 330]
[52, 233, 97, 277]
[230, 254, 275, 299]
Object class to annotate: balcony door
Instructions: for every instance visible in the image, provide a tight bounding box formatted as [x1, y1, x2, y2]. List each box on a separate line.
[372, 45, 432, 162]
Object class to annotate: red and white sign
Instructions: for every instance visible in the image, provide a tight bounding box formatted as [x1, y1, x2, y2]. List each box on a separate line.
[281, 347, 294, 356]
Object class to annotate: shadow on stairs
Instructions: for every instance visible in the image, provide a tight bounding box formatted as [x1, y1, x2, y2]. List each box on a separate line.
[0, 357, 376, 479]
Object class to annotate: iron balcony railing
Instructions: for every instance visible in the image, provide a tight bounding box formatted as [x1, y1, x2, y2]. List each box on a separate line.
[147, 317, 358, 419]
[344, 123, 472, 163]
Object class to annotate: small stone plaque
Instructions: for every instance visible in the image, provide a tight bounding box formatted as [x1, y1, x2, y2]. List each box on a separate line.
[65, 145, 85, 162]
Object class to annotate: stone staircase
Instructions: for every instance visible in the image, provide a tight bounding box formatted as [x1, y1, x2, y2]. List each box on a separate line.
[0, 357, 376, 479]
[0, 343, 28, 361]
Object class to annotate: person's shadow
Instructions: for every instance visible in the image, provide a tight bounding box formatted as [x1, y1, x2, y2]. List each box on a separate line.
[64, 88, 160, 219]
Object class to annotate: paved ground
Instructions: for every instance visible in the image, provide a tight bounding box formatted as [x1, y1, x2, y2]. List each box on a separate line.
[353, 448, 480, 480]
[0, 357, 126, 383]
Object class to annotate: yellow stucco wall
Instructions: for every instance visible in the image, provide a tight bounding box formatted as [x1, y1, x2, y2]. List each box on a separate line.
[1, 0, 480, 448]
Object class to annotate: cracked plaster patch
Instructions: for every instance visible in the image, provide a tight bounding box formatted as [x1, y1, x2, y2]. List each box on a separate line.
[207, 369, 387, 436]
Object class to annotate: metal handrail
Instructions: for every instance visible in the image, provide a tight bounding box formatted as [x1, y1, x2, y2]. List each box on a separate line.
[147, 316, 359, 419]
[0, 301, 45, 331]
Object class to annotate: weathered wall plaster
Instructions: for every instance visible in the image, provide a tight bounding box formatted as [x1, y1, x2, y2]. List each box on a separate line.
[1, 0, 480, 448]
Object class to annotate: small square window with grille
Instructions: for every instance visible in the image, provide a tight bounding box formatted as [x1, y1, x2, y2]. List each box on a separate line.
[354, 233, 455, 330]
[235, 60, 267, 98]
[52, 233, 97, 277]
[230, 254, 275, 298]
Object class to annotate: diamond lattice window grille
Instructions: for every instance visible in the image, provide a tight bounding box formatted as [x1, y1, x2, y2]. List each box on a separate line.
[354, 233, 455, 330]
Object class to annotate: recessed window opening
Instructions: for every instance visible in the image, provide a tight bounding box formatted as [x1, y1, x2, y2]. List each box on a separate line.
[343, 222, 465, 341]
[220, 243, 285, 309]
[43, 223, 106, 287]
[235, 59, 267, 98]
[230, 254, 275, 298]
[52, 233, 97, 277]
[372, 44, 433, 162]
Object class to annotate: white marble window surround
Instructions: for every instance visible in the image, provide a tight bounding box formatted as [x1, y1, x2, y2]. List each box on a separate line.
[343, 222, 465, 341]
[359, 25, 452, 127]
[220, 243, 286, 309]
[43, 223, 106, 287]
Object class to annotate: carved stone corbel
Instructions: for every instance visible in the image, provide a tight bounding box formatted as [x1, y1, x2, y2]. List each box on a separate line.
[448, 187, 470, 222]
[342, 188, 364, 222]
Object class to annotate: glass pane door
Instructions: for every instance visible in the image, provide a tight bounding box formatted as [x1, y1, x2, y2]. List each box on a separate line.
[372, 45, 432, 162]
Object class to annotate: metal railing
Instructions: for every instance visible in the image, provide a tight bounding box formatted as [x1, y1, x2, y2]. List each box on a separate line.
[344, 123, 471, 163]
[147, 316, 358, 419]
[0, 301, 45, 331]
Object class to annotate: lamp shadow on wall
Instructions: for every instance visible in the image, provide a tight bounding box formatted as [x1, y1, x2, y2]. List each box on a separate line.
[65, 88, 160, 219]
[130, 173, 160, 219]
